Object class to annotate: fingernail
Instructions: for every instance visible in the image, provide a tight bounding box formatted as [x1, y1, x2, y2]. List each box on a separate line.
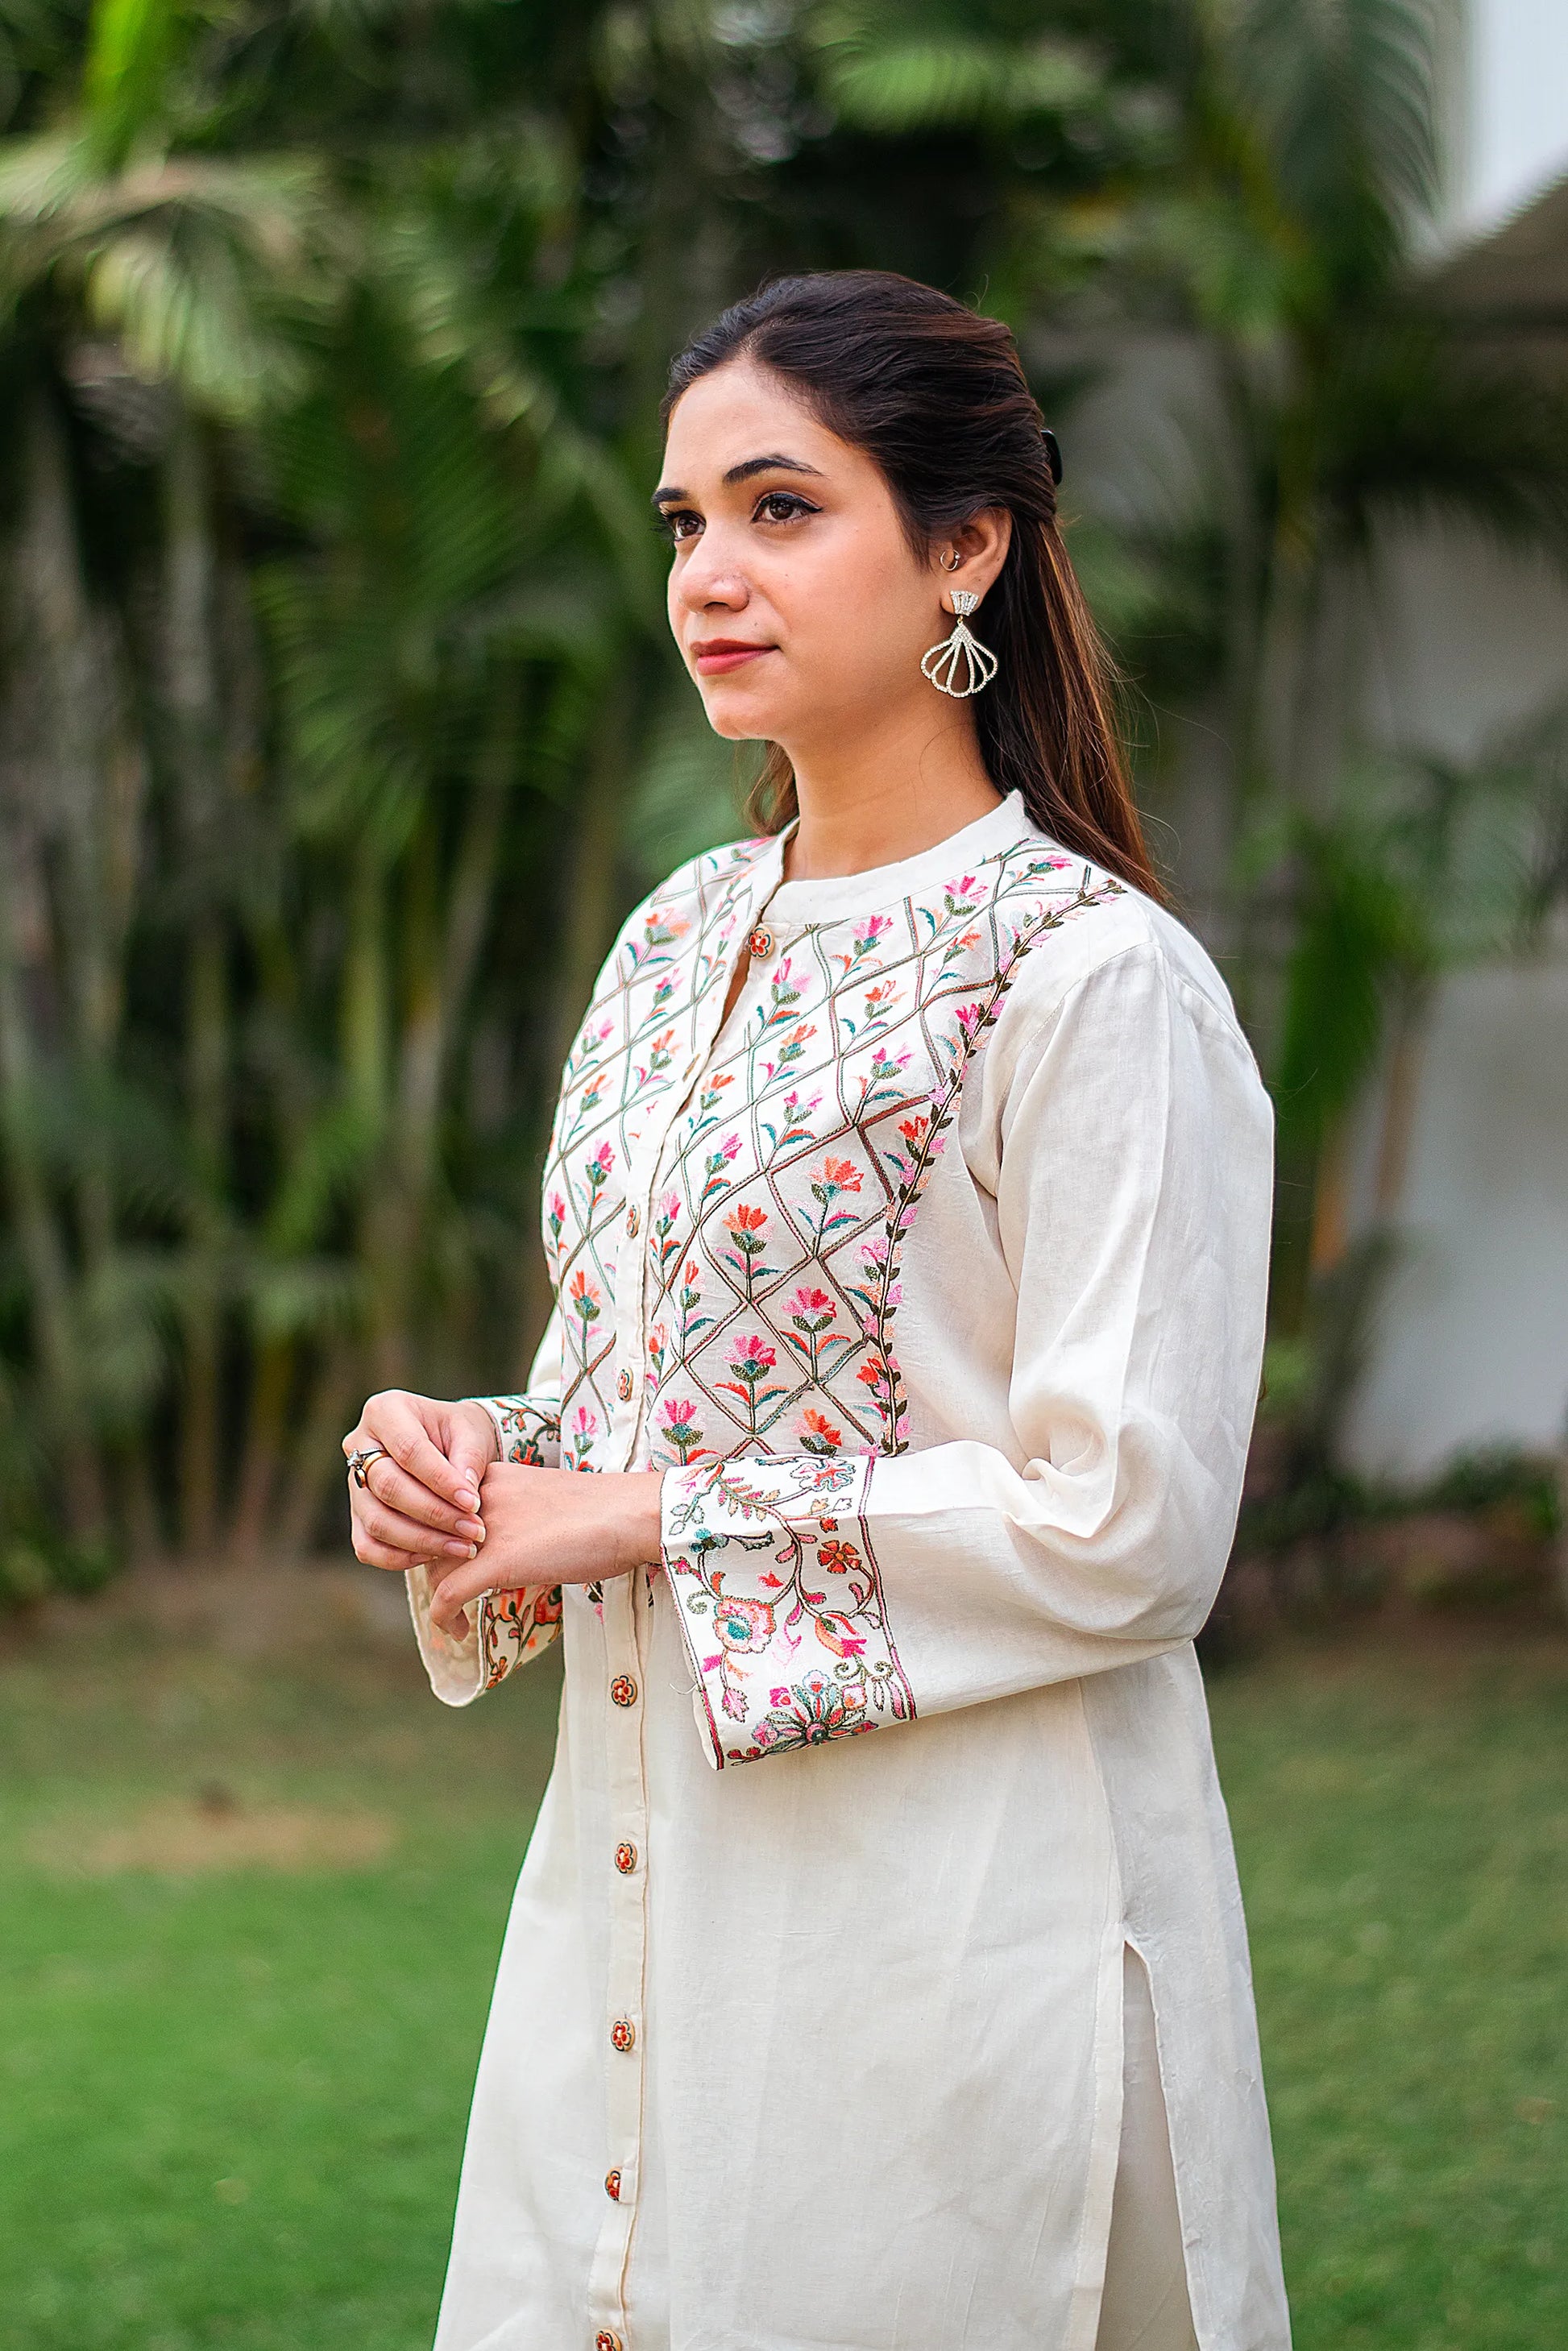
[457, 1487, 479, 1511]
[455, 1516, 483, 1538]
[445, 1540, 475, 1559]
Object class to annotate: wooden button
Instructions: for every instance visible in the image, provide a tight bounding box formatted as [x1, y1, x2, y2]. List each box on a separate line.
[610, 1674, 637, 1708]
[604, 2167, 621, 2201]
[747, 925, 773, 958]
[616, 1367, 633, 1402]
[610, 2016, 636, 2053]
[614, 1840, 637, 1874]
[624, 1205, 639, 1237]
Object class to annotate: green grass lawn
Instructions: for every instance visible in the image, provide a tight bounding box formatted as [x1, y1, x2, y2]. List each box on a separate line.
[1, 1603, 1564, 2350]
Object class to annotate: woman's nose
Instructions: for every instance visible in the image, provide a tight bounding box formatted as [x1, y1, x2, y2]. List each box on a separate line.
[675, 539, 749, 613]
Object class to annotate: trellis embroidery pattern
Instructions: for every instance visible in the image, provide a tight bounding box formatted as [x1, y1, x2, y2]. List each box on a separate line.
[466, 829, 1122, 1736]
[470, 835, 772, 1681]
[649, 850, 1123, 1764]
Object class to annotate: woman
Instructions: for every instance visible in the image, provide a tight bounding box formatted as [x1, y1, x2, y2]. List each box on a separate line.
[343, 272, 1290, 2351]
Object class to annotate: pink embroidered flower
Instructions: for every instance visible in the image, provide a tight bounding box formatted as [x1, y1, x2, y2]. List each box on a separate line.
[789, 1287, 836, 1323]
[713, 1593, 775, 1653]
[567, 1269, 601, 1325]
[727, 1334, 777, 1380]
[585, 1141, 614, 1188]
[661, 1398, 705, 1463]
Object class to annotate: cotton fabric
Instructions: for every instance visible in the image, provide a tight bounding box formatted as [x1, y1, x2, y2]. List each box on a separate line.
[408, 792, 1291, 2351]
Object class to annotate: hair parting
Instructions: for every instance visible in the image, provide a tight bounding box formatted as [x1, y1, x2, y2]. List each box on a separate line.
[662, 269, 1163, 902]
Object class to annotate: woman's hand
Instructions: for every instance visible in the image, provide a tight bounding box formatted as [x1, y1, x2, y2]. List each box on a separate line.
[427, 1465, 666, 1638]
[342, 1391, 498, 1574]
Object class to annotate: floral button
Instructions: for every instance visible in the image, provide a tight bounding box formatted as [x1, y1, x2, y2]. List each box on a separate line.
[614, 1840, 637, 1875]
[610, 2016, 636, 2053]
[624, 1205, 640, 1238]
[747, 925, 774, 958]
[595, 2333, 622, 2351]
[604, 2167, 621, 2201]
[609, 1674, 637, 1708]
[616, 1367, 633, 1402]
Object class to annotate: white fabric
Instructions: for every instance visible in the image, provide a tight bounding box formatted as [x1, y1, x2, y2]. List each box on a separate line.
[409, 794, 1292, 2351]
[1098, 1946, 1200, 2351]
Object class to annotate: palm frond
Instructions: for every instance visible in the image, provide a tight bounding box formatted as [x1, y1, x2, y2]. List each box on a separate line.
[812, 10, 1105, 135]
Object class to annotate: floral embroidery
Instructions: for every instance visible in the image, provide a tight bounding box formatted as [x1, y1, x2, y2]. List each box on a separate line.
[467, 828, 1122, 1734]
[663, 1453, 910, 1763]
[479, 1582, 563, 1690]
[485, 1395, 562, 1467]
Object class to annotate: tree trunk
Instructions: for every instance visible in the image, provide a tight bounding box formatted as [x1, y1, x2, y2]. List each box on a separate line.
[164, 412, 230, 1557]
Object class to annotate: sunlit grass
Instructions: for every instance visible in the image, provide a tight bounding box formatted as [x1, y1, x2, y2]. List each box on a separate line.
[0, 1607, 1563, 2349]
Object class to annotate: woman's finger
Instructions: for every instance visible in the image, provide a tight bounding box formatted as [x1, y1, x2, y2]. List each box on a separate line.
[350, 1393, 483, 1514]
[352, 1498, 479, 1569]
[352, 1532, 440, 1576]
[362, 1453, 484, 1543]
[428, 1553, 505, 1632]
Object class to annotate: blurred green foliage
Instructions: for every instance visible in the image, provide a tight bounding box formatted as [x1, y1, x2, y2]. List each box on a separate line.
[0, 0, 1566, 1579]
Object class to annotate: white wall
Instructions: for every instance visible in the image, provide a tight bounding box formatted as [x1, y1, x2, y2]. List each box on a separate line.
[1460, 0, 1568, 231]
[1346, 960, 1568, 1476]
[1346, 526, 1568, 1476]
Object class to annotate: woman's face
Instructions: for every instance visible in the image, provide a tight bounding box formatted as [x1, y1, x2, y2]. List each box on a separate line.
[657, 359, 1007, 758]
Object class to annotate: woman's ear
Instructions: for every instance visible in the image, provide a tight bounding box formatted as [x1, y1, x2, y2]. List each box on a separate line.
[935, 507, 1012, 600]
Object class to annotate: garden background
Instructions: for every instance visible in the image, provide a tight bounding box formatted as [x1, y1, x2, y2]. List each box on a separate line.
[1, 3, 1565, 2346]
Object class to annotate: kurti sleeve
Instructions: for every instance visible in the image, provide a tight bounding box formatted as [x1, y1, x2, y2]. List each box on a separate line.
[407, 1307, 566, 1707]
[659, 939, 1274, 1766]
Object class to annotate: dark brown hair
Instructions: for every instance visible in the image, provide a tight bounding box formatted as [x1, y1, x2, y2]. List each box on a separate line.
[662, 269, 1162, 900]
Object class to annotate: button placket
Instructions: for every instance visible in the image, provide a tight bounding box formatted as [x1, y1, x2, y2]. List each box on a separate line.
[584, 1570, 652, 2345]
[608, 868, 786, 1476]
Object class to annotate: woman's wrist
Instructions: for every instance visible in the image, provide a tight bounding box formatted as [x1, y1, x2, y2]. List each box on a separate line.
[616, 1470, 666, 1575]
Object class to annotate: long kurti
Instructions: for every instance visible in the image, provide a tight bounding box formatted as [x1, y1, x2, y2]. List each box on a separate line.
[408, 791, 1292, 2351]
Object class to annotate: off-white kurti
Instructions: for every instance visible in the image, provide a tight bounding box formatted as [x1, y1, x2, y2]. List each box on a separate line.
[409, 792, 1291, 2351]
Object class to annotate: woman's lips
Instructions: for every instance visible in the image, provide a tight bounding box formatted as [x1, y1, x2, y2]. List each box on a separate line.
[692, 642, 774, 675]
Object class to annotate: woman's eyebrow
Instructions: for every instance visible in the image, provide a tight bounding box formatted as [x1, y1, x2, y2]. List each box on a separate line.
[651, 453, 826, 507]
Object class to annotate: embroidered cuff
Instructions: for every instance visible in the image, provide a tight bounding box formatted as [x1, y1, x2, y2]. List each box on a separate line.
[661, 1453, 915, 1768]
[406, 1562, 563, 1705]
[471, 1394, 562, 1468]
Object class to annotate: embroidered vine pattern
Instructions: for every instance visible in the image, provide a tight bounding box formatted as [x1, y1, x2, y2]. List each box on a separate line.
[663, 1454, 915, 1763]
[852, 875, 1114, 1454]
[465, 832, 1126, 1752]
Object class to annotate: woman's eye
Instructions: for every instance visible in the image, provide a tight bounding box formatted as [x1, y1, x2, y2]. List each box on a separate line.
[754, 491, 817, 525]
[656, 491, 818, 543]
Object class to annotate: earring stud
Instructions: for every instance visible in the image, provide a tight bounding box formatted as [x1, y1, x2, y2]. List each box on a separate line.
[921, 590, 998, 699]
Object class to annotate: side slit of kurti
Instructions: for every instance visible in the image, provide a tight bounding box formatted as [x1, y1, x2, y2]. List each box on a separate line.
[1095, 1940, 1201, 2351]
[1065, 1785, 1129, 2351]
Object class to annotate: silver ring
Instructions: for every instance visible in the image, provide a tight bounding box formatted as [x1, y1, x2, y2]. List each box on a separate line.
[347, 1445, 388, 1490]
